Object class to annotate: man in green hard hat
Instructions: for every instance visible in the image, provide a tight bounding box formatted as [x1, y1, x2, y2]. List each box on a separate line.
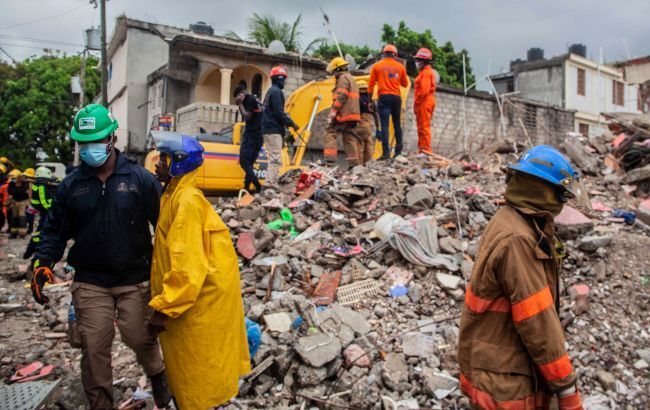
[31, 104, 172, 409]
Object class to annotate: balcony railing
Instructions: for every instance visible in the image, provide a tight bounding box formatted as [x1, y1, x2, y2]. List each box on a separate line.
[176, 102, 240, 135]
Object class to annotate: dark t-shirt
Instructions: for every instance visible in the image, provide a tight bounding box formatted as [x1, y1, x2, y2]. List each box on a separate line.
[243, 94, 262, 132]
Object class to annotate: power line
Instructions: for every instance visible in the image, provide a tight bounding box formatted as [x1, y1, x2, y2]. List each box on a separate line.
[0, 46, 17, 63]
[0, 4, 89, 31]
[0, 34, 84, 47]
[0, 42, 81, 53]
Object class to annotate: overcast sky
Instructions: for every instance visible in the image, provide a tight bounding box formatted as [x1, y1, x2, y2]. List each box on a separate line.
[1, 0, 649, 90]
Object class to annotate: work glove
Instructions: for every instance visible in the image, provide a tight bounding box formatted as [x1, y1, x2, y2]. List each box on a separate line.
[375, 130, 383, 140]
[289, 120, 299, 131]
[147, 310, 168, 335]
[31, 259, 55, 305]
[558, 385, 583, 410]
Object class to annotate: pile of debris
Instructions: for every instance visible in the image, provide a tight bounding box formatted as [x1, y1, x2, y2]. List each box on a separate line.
[0, 138, 648, 409]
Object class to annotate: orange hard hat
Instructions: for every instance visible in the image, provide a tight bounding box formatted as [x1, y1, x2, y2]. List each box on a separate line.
[383, 44, 397, 55]
[269, 65, 288, 78]
[414, 48, 433, 60]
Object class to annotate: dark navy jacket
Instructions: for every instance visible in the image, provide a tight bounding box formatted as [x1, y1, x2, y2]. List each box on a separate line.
[36, 151, 162, 287]
[261, 83, 296, 137]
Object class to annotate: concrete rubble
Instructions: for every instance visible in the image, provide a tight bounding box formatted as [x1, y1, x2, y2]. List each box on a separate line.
[0, 134, 649, 409]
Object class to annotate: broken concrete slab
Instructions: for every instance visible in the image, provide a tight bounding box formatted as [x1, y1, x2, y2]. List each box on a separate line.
[296, 364, 328, 387]
[401, 332, 434, 357]
[637, 199, 650, 225]
[406, 184, 434, 208]
[332, 305, 371, 336]
[236, 231, 256, 260]
[561, 137, 599, 175]
[625, 164, 650, 184]
[263, 312, 293, 333]
[295, 333, 342, 367]
[343, 343, 371, 368]
[555, 206, 594, 240]
[382, 353, 409, 390]
[422, 368, 458, 399]
[578, 235, 613, 252]
[436, 273, 462, 290]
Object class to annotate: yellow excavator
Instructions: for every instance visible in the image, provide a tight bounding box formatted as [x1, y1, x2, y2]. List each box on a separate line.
[144, 74, 411, 193]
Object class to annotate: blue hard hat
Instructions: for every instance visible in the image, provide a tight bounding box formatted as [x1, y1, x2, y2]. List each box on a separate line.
[507, 145, 589, 205]
[151, 131, 204, 177]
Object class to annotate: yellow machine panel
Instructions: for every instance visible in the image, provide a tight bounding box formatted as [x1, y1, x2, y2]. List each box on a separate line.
[145, 74, 411, 193]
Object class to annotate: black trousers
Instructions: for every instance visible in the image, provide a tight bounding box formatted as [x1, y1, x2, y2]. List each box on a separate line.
[239, 130, 263, 191]
[378, 94, 403, 157]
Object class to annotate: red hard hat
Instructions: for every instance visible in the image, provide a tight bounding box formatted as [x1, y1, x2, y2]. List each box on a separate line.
[269, 65, 288, 78]
[414, 48, 433, 60]
[383, 44, 397, 55]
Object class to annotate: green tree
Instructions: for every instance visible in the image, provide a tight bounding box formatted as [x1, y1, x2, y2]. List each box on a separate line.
[311, 42, 378, 64]
[381, 21, 475, 87]
[0, 55, 100, 168]
[245, 13, 324, 54]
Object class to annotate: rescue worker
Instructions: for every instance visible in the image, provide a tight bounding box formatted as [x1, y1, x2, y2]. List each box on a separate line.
[324, 57, 361, 167]
[23, 168, 36, 235]
[7, 170, 30, 238]
[261, 65, 299, 187]
[413, 48, 437, 155]
[30, 104, 171, 409]
[24, 166, 56, 259]
[356, 80, 381, 165]
[458, 145, 586, 409]
[0, 163, 7, 231]
[235, 85, 263, 192]
[148, 132, 250, 409]
[368, 44, 408, 159]
[0, 156, 15, 173]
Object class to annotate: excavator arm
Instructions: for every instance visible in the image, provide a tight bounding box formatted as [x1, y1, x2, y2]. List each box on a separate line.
[281, 74, 410, 171]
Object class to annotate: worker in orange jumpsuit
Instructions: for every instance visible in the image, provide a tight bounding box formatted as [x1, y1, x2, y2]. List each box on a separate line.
[369, 44, 408, 159]
[413, 48, 437, 155]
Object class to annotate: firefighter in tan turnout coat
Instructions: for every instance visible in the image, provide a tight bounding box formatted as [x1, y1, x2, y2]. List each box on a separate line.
[458, 146, 587, 410]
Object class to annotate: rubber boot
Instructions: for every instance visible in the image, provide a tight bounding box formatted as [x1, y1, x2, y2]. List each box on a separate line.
[150, 370, 172, 409]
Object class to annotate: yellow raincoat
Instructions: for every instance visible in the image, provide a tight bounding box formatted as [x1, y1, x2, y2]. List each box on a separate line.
[149, 169, 250, 409]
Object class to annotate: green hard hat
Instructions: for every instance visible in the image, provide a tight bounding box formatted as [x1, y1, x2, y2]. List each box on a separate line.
[70, 104, 118, 142]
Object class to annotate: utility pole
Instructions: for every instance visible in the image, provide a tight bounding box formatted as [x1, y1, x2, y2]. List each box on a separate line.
[74, 49, 87, 166]
[100, 0, 108, 107]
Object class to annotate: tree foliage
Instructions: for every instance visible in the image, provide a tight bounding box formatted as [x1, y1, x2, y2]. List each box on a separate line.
[247, 13, 302, 53]
[311, 42, 378, 64]
[381, 21, 475, 87]
[0, 55, 100, 168]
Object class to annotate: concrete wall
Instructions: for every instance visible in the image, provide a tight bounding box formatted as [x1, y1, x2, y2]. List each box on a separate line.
[123, 28, 169, 153]
[409, 86, 574, 158]
[110, 90, 129, 151]
[515, 66, 564, 107]
[620, 61, 650, 84]
[107, 39, 128, 101]
[303, 85, 574, 161]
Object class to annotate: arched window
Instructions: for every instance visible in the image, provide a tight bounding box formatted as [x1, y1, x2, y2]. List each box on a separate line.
[252, 74, 263, 98]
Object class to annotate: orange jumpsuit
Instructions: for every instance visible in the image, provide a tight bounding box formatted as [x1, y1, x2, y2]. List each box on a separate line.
[414, 65, 436, 154]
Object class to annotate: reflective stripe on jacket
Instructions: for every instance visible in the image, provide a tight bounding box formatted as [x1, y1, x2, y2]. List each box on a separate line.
[458, 205, 577, 408]
[331, 72, 360, 123]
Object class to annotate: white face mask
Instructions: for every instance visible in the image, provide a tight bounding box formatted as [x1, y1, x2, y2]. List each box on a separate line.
[416, 61, 426, 70]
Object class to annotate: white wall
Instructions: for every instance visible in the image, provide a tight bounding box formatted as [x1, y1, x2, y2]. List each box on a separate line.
[110, 90, 128, 151]
[107, 38, 128, 101]
[565, 60, 641, 116]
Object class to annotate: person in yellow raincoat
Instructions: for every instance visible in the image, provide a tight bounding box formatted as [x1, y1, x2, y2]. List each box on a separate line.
[147, 131, 250, 409]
